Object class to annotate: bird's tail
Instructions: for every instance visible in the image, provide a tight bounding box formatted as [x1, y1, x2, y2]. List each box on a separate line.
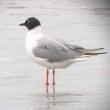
[74, 48, 107, 63]
[83, 48, 107, 56]
[83, 48, 104, 53]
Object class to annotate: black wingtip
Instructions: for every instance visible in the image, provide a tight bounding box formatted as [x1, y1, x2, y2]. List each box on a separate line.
[85, 52, 107, 55]
[99, 48, 104, 50]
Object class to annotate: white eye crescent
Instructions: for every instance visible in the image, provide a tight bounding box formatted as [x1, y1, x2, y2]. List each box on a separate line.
[27, 20, 30, 24]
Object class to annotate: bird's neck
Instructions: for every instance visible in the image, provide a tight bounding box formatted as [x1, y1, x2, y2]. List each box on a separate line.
[27, 26, 43, 40]
[29, 26, 42, 35]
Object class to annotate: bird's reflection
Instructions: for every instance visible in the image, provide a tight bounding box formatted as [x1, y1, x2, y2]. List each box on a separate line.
[45, 84, 56, 95]
[52, 85, 55, 95]
[32, 85, 83, 110]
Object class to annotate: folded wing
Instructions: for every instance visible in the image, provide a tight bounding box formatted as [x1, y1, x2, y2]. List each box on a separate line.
[32, 37, 83, 62]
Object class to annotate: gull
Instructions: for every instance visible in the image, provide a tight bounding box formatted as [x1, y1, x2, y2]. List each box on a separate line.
[19, 17, 106, 85]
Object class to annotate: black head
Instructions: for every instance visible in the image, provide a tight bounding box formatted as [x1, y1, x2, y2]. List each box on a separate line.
[19, 17, 41, 30]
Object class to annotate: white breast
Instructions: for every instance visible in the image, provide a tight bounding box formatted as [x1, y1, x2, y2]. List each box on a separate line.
[25, 27, 42, 62]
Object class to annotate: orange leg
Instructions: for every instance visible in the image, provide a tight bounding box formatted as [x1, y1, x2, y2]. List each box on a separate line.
[45, 69, 49, 85]
[52, 68, 55, 85]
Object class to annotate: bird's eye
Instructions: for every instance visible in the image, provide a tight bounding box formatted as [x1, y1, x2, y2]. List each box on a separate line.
[27, 20, 30, 24]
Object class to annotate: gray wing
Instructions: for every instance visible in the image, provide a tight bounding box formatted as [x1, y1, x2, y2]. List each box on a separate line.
[54, 38, 84, 50]
[33, 37, 84, 62]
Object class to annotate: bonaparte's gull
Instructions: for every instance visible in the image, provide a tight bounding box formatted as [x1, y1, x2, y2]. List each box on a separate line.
[20, 17, 106, 85]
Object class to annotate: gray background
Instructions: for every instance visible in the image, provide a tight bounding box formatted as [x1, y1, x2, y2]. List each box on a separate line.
[0, 0, 110, 110]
